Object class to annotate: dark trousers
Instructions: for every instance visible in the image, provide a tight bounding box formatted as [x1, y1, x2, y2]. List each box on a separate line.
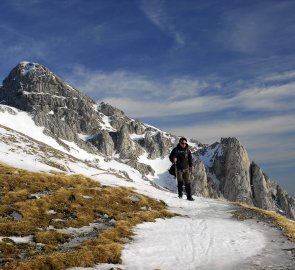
[176, 169, 192, 199]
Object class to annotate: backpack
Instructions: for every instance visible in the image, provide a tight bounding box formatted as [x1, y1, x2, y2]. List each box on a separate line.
[168, 164, 176, 177]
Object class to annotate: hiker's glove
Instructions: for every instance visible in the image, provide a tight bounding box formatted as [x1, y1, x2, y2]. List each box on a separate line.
[173, 157, 177, 164]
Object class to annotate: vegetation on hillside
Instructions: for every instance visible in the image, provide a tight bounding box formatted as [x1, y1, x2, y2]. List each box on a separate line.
[0, 163, 174, 270]
[232, 202, 295, 243]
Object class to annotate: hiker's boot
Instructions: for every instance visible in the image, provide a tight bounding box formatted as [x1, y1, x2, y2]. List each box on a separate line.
[185, 184, 194, 201]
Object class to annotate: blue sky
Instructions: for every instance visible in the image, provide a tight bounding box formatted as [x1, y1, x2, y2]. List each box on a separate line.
[0, 0, 294, 196]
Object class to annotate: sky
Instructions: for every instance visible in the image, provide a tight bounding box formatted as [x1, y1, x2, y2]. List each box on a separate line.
[0, 0, 294, 196]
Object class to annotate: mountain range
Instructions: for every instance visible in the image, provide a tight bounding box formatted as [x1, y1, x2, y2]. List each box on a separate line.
[0, 62, 294, 219]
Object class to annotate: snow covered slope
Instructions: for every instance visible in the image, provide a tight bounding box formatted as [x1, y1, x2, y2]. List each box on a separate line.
[0, 104, 176, 188]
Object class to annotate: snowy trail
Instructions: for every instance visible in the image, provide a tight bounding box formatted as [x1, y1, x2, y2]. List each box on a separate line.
[75, 175, 266, 270]
[86, 175, 294, 270]
[122, 197, 266, 270]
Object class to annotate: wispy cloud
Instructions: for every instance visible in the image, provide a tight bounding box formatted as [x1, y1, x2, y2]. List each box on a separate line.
[140, 0, 185, 46]
[0, 24, 48, 62]
[218, 2, 295, 54]
[66, 66, 295, 118]
[104, 81, 295, 118]
[259, 69, 295, 82]
[168, 114, 295, 165]
[168, 114, 295, 143]
[66, 65, 214, 102]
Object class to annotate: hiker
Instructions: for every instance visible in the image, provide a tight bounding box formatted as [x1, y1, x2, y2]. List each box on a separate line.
[169, 137, 195, 201]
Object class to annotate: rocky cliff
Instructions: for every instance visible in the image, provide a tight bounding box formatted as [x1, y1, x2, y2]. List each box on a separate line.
[0, 62, 178, 176]
[0, 62, 294, 219]
[196, 138, 295, 219]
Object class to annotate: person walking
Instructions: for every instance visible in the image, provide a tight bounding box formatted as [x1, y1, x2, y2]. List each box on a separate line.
[169, 137, 195, 201]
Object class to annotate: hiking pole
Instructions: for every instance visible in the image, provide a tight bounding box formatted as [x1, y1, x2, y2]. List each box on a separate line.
[174, 162, 178, 195]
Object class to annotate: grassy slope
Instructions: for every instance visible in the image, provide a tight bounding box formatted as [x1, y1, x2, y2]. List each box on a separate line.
[0, 162, 174, 270]
[233, 202, 295, 243]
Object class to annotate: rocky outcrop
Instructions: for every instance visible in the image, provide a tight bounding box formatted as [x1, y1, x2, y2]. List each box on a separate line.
[197, 138, 295, 219]
[99, 102, 145, 135]
[89, 130, 115, 156]
[126, 159, 155, 176]
[0, 62, 103, 148]
[191, 159, 210, 197]
[277, 186, 295, 219]
[116, 126, 142, 159]
[250, 162, 273, 209]
[214, 138, 253, 205]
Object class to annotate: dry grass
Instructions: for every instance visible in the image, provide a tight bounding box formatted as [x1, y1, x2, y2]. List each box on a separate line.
[232, 202, 295, 243]
[0, 162, 174, 269]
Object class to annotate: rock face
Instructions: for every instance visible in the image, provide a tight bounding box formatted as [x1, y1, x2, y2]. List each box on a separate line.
[191, 158, 219, 199]
[214, 138, 253, 205]
[197, 138, 295, 219]
[89, 130, 114, 156]
[1, 62, 294, 219]
[250, 162, 273, 209]
[0, 62, 176, 175]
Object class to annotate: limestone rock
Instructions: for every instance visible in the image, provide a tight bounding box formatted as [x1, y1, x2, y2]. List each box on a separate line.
[144, 131, 173, 159]
[197, 138, 295, 219]
[89, 130, 115, 156]
[126, 159, 155, 176]
[191, 158, 210, 197]
[116, 126, 142, 159]
[0, 62, 103, 152]
[144, 131, 160, 159]
[213, 138, 253, 205]
[277, 186, 295, 219]
[250, 162, 273, 210]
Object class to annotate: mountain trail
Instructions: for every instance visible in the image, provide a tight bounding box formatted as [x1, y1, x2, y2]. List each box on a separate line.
[69, 175, 295, 270]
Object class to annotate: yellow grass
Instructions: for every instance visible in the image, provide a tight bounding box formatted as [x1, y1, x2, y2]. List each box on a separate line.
[0, 162, 175, 269]
[233, 202, 295, 243]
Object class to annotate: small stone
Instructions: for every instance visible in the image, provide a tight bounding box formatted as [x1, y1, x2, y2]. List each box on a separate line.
[11, 211, 22, 221]
[128, 195, 141, 202]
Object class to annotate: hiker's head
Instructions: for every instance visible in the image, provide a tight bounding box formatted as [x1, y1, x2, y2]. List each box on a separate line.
[179, 137, 187, 148]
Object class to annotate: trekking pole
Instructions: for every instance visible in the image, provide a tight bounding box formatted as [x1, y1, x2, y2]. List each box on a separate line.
[174, 163, 178, 193]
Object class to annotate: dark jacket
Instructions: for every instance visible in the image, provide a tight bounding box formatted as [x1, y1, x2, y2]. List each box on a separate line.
[169, 143, 193, 171]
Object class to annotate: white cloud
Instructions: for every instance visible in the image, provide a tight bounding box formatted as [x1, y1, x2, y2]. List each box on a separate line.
[218, 2, 295, 54]
[66, 66, 295, 119]
[67, 66, 212, 102]
[168, 114, 295, 144]
[103, 95, 231, 118]
[103, 81, 295, 118]
[168, 114, 295, 165]
[234, 82, 295, 111]
[260, 70, 295, 82]
[140, 0, 185, 46]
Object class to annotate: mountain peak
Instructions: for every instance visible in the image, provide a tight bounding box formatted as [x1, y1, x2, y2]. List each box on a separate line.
[0, 61, 86, 111]
[7, 61, 56, 82]
[17, 61, 41, 76]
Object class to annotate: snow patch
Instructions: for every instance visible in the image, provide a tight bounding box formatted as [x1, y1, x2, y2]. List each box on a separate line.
[19, 62, 38, 76]
[100, 114, 116, 131]
[0, 235, 34, 243]
[198, 143, 223, 168]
